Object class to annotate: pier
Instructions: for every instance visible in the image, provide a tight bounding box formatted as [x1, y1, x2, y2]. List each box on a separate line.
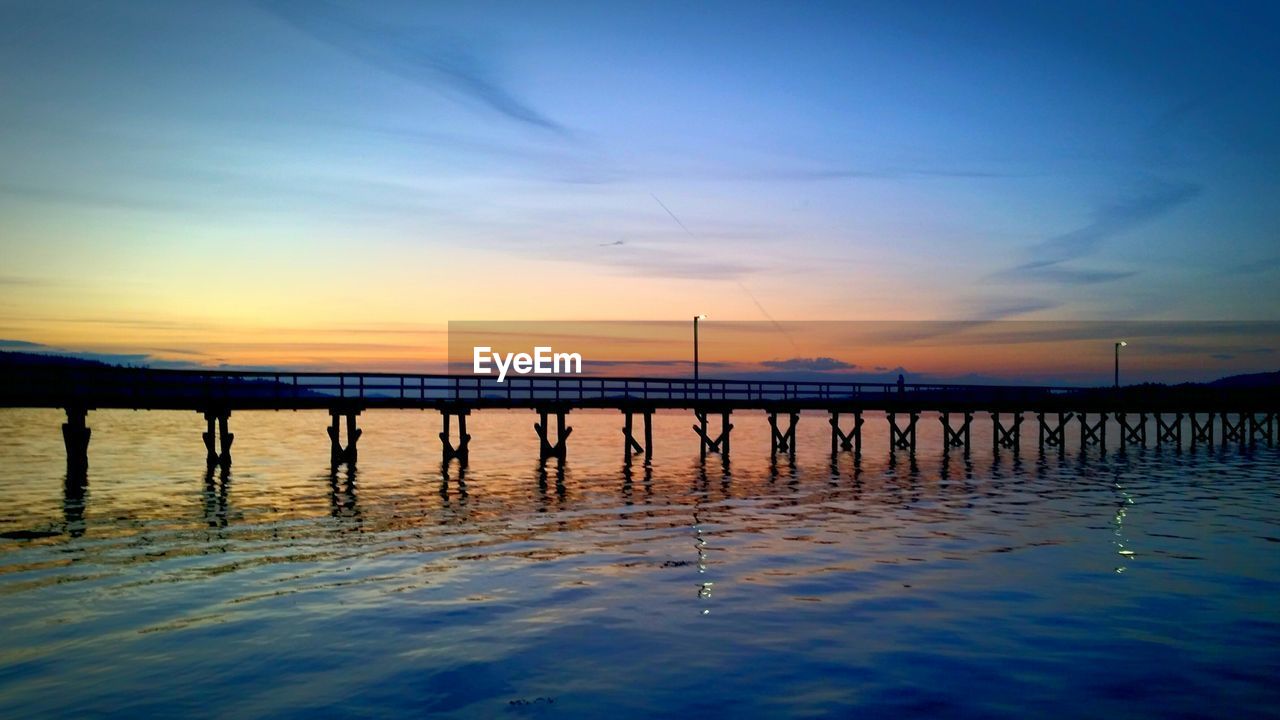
[1, 366, 1276, 470]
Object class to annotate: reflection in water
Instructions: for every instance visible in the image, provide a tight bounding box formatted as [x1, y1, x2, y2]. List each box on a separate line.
[0, 409, 1277, 719]
[329, 465, 361, 525]
[62, 472, 87, 539]
[439, 460, 469, 508]
[1112, 463, 1136, 574]
[693, 503, 712, 615]
[202, 465, 231, 529]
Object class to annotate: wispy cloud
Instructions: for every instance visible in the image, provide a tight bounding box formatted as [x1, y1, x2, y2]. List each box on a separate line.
[995, 178, 1201, 286]
[761, 357, 856, 372]
[1025, 180, 1201, 265]
[258, 0, 569, 136]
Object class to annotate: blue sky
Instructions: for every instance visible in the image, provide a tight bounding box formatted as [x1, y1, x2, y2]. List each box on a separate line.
[0, 0, 1278, 368]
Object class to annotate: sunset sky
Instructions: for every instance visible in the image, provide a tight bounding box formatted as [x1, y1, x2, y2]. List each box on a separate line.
[2, 1, 1278, 376]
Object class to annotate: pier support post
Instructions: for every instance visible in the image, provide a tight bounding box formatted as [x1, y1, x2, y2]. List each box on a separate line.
[201, 410, 234, 467]
[1221, 413, 1246, 447]
[328, 409, 362, 467]
[535, 407, 571, 464]
[1190, 413, 1214, 447]
[887, 411, 919, 453]
[1117, 413, 1147, 449]
[1155, 413, 1182, 448]
[622, 408, 654, 464]
[1037, 412, 1073, 452]
[829, 410, 863, 457]
[1248, 413, 1274, 447]
[991, 411, 1023, 452]
[1080, 412, 1107, 451]
[440, 409, 471, 465]
[693, 409, 732, 460]
[767, 410, 799, 457]
[62, 407, 91, 473]
[940, 411, 973, 455]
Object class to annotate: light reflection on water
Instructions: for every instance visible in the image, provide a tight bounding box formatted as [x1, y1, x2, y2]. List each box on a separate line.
[0, 408, 1278, 718]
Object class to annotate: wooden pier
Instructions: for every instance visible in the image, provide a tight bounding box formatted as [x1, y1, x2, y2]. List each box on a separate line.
[1, 366, 1276, 471]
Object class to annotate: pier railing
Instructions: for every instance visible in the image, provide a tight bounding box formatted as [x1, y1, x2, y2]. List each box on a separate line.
[1, 365, 1089, 410]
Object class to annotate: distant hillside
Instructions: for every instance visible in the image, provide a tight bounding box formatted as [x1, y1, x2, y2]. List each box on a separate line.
[0, 351, 112, 368]
[1207, 370, 1280, 388]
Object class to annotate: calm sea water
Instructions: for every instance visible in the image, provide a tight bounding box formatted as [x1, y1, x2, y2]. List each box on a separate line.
[0, 408, 1277, 718]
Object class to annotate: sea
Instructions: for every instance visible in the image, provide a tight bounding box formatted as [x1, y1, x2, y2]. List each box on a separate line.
[1, 408, 1277, 718]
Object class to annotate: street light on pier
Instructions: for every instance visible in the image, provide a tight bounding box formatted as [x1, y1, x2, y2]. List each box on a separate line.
[1114, 340, 1128, 388]
[693, 315, 707, 382]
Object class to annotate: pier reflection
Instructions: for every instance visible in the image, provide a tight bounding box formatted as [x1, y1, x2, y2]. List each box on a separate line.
[329, 466, 361, 524]
[63, 472, 87, 539]
[202, 465, 231, 529]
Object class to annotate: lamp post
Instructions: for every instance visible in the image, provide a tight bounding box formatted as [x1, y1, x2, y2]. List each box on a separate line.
[1114, 340, 1127, 389]
[693, 315, 707, 382]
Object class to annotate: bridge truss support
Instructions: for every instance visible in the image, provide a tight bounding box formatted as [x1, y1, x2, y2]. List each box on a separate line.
[991, 412, 1023, 452]
[622, 408, 653, 465]
[829, 410, 863, 457]
[693, 409, 732, 461]
[201, 410, 234, 467]
[328, 409, 362, 467]
[62, 407, 91, 474]
[535, 407, 572, 464]
[1079, 412, 1107, 451]
[440, 408, 471, 465]
[1190, 413, 1214, 447]
[940, 411, 974, 455]
[1037, 412, 1073, 452]
[887, 411, 919, 453]
[1249, 413, 1275, 447]
[1155, 413, 1182, 448]
[1117, 413, 1147, 449]
[767, 410, 800, 458]
[1220, 413, 1246, 447]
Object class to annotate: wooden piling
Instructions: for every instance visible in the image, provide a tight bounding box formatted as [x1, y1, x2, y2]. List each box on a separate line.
[991, 411, 1023, 452]
[829, 410, 863, 457]
[1080, 412, 1107, 451]
[1117, 413, 1147, 449]
[693, 409, 732, 460]
[1036, 411, 1072, 452]
[1190, 412, 1214, 447]
[622, 408, 654, 464]
[887, 411, 919, 453]
[440, 408, 471, 465]
[201, 410, 233, 467]
[62, 407, 90, 473]
[328, 409, 362, 467]
[535, 407, 571, 464]
[941, 411, 973, 455]
[1155, 413, 1182, 448]
[767, 410, 799, 457]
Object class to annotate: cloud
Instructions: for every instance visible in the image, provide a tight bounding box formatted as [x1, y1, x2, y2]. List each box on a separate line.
[970, 297, 1059, 320]
[1217, 256, 1280, 277]
[258, 0, 568, 136]
[760, 357, 856, 372]
[997, 179, 1201, 285]
[1009, 264, 1139, 285]
[0, 276, 49, 287]
[1025, 180, 1200, 264]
